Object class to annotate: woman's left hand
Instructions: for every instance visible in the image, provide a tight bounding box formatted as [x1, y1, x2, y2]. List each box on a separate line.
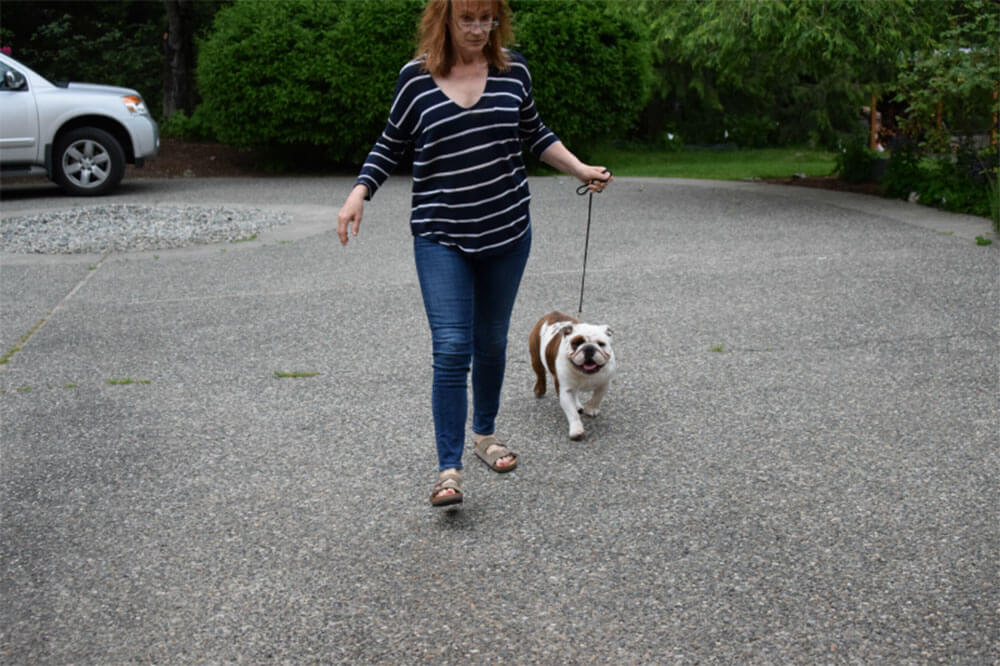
[577, 165, 613, 193]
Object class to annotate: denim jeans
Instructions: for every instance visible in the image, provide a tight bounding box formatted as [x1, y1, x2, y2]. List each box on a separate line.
[413, 229, 531, 471]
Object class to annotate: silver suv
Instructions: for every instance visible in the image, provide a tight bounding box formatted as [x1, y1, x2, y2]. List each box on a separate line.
[0, 52, 159, 196]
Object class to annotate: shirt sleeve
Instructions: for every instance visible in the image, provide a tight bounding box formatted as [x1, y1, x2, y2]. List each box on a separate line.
[354, 61, 422, 200]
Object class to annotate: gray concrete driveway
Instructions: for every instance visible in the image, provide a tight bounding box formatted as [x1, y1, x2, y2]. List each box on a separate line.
[1, 175, 997, 663]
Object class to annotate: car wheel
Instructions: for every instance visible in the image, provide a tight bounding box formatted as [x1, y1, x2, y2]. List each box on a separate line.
[53, 127, 125, 196]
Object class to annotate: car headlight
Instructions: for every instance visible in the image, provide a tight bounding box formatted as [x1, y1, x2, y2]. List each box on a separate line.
[122, 95, 149, 115]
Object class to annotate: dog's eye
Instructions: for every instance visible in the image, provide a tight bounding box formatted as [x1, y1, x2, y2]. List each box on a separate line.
[570, 336, 585, 349]
[597, 341, 606, 347]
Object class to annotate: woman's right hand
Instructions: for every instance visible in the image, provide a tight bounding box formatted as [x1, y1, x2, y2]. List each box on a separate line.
[337, 185, 368, 246]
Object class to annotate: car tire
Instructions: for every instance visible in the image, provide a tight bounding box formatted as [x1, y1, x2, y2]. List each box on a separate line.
[52, 127, 126, 196]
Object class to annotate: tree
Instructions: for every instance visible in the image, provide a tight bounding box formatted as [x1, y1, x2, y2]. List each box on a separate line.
[163, 0, 197, 118]
[894, 0, 1000, 149]
[637, 0, 949, 148]
[0, 1, 164, 115]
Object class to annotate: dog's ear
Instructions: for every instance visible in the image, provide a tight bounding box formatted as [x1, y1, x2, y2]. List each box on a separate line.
[560, 323, 575, 337]
[603, 325, 614, 338]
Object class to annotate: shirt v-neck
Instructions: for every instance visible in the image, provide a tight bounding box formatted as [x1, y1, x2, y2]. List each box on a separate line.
[432, 66, 490, 110]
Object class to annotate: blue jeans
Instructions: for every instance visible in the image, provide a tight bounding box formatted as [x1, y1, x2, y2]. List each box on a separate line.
[413, 230, 531, 471]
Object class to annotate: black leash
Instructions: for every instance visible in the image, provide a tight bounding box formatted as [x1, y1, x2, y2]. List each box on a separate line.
[575, 169, 611, 315]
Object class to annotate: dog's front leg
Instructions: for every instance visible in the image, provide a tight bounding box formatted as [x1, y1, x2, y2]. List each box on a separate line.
[583, 383, 608, 417]
[559, 388, 585, 440]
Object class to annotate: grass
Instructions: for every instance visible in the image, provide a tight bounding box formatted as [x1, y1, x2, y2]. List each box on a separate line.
[586, 145, 837, 180]
[0, 317, 47, 365]
[274, 371, 320, 379]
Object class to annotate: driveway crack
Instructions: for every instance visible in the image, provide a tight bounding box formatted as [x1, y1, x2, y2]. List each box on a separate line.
[0, 252, 109, 369]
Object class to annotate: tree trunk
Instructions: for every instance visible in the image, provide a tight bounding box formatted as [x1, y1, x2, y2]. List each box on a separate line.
[163, 0, 197, 119]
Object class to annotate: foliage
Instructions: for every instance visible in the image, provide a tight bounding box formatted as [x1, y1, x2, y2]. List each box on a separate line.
[0, 1, 229, 121]
[0, 2, 164, 116]
[195, 0, 651, 166]
[158, 109, 214, 141]
[636, 0, 949, 148]
[510, 0, 653, 156]
[894, 0, 1000, 148]
[660, 130, 685, 153]
[883, 143, 996, 218]
[834, 134, 881, 184]
[883, 143, 924, 199]
[195, 0, 424, 165]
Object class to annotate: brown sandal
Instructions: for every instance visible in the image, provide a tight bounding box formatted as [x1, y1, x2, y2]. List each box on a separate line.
[474, 436, 518, 473]
[430, 470, 463, 507]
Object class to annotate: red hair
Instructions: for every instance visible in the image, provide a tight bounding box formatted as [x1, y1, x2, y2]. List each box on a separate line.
[416, 0, 513, 77]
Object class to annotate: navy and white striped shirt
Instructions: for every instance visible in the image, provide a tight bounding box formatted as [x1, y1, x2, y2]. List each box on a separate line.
[356, 50, 559, 255]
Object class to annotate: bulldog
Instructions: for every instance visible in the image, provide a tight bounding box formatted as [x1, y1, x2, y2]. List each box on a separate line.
[529, 311, 616, 440]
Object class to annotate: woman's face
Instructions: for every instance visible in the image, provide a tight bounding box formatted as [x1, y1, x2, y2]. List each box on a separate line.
[449, 0, 496, 57]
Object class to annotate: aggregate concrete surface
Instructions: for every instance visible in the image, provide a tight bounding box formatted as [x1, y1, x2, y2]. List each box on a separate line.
[1, 175, 997, 664]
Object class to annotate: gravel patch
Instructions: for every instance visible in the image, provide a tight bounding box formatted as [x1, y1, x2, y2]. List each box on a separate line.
[1, 204, 290, 254]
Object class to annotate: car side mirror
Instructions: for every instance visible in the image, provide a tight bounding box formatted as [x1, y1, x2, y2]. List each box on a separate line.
[3, 69, 26, 90]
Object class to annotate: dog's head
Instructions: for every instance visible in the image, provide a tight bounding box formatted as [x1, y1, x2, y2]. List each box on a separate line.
[560, 322, 614, 375]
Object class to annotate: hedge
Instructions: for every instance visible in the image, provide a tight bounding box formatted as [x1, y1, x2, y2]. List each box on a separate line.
[195, 0, 424, 164]
[195, 0, 653, 167]
[510, 0, 653, 157]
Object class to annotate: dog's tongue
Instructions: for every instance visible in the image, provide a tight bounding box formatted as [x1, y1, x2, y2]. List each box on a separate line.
[584, 362, 598, 371]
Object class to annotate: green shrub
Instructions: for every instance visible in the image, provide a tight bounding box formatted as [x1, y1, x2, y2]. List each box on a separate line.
[195, 0, 653, 168]
[883, 143, 923, 199]
[195, 0, 423, 165]
[921, 146, 994, 218]
[159, 109, 214, 141]
[661, 130, 685, 152]
[508, 0, 653, 156]
[884, 142, 995, 219]
[727, 113, 778, 149]
[834, 134, 879, 184]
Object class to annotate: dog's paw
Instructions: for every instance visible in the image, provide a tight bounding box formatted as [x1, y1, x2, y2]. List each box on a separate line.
[569, 424, 585, 440]
[583, 405, 600, 417]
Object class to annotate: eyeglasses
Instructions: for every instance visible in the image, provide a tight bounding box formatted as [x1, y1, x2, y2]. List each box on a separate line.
[455, 19, 499, 32]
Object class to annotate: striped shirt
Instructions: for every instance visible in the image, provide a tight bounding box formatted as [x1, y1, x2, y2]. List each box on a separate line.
[356, 50, 559, 255]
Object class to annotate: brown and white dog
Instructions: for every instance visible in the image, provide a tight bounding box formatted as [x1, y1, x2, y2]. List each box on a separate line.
[529, 311, 616, 440]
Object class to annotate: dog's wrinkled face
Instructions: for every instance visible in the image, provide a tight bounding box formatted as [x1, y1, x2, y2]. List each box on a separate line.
[561, 323, 614, 375]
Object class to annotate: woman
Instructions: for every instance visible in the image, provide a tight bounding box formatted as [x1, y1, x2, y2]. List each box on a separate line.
[337, 0, 611, 507]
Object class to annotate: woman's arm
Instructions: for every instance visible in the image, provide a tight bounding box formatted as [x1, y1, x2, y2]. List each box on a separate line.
[539, 141, 612, 192]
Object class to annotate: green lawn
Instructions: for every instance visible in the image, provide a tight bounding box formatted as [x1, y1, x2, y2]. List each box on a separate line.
[586, 146, 838, 180]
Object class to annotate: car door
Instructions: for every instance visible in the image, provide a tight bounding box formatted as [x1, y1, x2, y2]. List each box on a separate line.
[0, 61, 40, 164]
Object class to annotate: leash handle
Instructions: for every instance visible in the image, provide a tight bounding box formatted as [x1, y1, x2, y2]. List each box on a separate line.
[576, 169, 612, 196]
[576, 169, 611, 315]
